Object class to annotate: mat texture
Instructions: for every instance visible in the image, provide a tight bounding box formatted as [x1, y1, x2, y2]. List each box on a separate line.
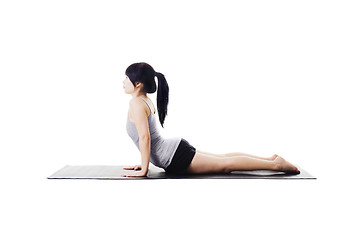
[48, 165, 316, 180]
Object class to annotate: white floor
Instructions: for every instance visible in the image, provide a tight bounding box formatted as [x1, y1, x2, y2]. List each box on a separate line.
[1, 161, 359, 240]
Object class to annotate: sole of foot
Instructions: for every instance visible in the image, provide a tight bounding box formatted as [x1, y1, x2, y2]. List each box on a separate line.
[275, 156, 300, 174]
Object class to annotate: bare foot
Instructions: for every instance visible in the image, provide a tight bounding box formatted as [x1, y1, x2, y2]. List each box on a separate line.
[269, 154, 278, 160]
[274, 156, 300, 174]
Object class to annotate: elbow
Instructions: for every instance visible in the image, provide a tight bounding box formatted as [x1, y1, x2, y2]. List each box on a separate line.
[139, 135, 150, 142]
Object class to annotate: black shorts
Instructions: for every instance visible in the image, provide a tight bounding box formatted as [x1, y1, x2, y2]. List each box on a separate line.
[165, 138, 196, 175]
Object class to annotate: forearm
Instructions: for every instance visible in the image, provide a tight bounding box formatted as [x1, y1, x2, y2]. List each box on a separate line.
[138, 136, 150, 173]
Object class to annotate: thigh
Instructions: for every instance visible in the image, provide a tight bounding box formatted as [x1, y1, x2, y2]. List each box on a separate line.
[186, 152, 228, 174]
[196, 149, 226, 158]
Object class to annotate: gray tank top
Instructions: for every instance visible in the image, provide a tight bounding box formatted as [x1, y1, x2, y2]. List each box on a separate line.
[126, 97, 182, 169]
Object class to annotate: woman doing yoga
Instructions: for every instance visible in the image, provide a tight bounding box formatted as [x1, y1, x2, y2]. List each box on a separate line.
[122, 62, 300, 177]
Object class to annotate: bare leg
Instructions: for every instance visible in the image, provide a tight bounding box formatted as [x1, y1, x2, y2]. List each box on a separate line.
[226, 155, 299, 173]
[187, 152, 299, 174]
[196, 149, 278, 161]
[226, 156, 278, 171]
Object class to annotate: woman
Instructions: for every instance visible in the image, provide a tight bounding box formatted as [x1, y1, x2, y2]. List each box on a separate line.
[122, 62, 300, 177]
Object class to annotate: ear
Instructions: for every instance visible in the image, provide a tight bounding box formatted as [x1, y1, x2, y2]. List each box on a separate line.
[135, 82, 143, 88]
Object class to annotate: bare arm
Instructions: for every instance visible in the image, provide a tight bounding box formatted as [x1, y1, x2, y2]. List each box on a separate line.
[138, 136, 150, 175]
[123, 99, 150, 177]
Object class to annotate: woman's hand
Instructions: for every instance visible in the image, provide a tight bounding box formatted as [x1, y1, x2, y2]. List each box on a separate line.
[121, 170, 148, 178]
[122, 165, 148, 177]
[123, 165, 142, 171]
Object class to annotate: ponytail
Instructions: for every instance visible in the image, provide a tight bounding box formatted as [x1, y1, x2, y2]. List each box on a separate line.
[125, 62, 169, 128]
[155, 72, 169, 128]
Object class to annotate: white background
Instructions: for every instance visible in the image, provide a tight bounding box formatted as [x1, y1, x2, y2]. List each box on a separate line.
[1, 0, 360, 239]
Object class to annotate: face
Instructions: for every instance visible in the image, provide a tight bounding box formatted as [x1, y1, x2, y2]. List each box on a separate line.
[123, 75, 135, 94]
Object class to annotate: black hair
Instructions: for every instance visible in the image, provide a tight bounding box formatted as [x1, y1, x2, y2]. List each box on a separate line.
[125, 62, 169, 128]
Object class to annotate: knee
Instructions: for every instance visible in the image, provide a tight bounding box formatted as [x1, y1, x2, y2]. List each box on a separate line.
[222, 159, 233, 173]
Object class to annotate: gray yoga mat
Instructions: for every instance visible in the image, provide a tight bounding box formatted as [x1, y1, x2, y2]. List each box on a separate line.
[48, 165, 316, 180]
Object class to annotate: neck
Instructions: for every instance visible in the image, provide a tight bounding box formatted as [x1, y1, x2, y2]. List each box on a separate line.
[131, 91, 147, 99]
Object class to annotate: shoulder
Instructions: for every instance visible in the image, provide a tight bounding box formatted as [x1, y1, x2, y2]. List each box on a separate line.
[129, 97, 143, 107]
[129, 98, 148, 114]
